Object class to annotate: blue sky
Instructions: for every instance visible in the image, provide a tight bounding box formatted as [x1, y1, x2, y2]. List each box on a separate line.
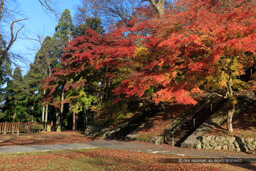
[10, 0, 80, 74]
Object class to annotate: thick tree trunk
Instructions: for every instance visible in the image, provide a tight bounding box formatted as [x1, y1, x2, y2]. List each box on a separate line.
[72, 112, 76, 130]
[227, 102, 235, 132]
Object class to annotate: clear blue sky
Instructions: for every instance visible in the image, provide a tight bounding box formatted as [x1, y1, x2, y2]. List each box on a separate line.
[10, 0, 80, 74]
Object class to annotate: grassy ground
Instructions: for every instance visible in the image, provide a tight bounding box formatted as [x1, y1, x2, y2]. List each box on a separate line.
[0, 148, 254, 171]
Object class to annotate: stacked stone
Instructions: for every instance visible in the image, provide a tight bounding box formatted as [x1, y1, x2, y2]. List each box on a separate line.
[198, 135, 256, 152]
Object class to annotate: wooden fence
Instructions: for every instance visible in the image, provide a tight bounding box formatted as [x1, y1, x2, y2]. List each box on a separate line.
[0, 121, 53, 137]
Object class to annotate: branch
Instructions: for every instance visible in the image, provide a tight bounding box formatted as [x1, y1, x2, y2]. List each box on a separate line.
[148, 0, 165, 16]
[38, 0, 58, 19]
[21, 35, 43, 45]
[0, 0, 4, 21]
[6, 18, 28, 52]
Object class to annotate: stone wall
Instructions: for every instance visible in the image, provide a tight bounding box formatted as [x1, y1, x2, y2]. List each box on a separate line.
[197, 135, 256, 152]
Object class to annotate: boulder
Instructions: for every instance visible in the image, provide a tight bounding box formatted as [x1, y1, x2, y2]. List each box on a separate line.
[247, 144, 255, 151]
[245, 138, 254, 145]
[214, 146, 222, 150]
[227, 137, 236, 144]
[223, 145, 228, 150]
[228, 144, 235, 151]
[195, 143, 202, 149]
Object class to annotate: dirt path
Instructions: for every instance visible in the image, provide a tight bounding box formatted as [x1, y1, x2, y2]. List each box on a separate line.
[0, 131, 97, 147]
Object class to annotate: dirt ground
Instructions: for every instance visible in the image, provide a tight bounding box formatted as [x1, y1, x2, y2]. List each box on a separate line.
[0, 131, 99, 147]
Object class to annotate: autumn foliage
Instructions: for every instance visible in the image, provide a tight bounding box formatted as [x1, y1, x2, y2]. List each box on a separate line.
[42, 0, 256, 121]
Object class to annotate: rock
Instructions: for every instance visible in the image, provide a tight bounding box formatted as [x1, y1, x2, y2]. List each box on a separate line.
[195, 143, 202, 149]
[234, 141, 240, 148]
[223, 145, 228, 150]
[241, 138, 245, 144]
[235, 148, 241, 152]
[210, 141, 217, 147]
[125, 133, 138, 141]
[215, 136, 220, 142]
[220, 136, 226, 142]
[151, 136, 163, 145]
[244, 146, 249, 152]
[227, 137, 236, 144]
[217, 141, 224, 146]
[228, 144, 235, 151]
[245, 138, 254, 145]
[206, 135, 214, 141]
[202, 136, 207, 144]
[247, 144, 255, 151]
[214, 146, 222, 150]
[206, 145, 212, 150]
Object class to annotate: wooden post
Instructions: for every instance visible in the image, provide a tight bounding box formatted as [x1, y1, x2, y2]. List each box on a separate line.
[4, 122, 7, 134]
[27, 122, 31, 133]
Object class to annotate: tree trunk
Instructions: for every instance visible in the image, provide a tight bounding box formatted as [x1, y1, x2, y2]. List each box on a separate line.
[60, 89, 64, 130]
[56, 109, 61, 132]
[42, 106, 45, 122]
[0, 0, 4, 21]
[45, 103, 48, 122]
[227, 102, 235, 132]
[226, 79, 235, 133]
[12, 112, 16, 121]
[42, 90, 46, 122]
[72, 112, 76, 130]
[148, 0, 165, 16]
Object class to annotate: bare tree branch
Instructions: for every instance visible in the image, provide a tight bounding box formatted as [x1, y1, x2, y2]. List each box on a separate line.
[0, 0, 4, 21]
[6, 18, 28, 52]
[148, 0, 165, 16]
[38, 0, 58, 19]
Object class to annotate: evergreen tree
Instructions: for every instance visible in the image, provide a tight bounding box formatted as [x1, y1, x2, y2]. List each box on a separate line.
[0, 34, 11, 101]
[0, 67, 30, 121]
[74, 17, 103, 37]
[53, 9, 74, 60]
[51, 9, 74, 132]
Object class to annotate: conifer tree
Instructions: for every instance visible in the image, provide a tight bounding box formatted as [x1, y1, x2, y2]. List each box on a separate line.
[52, 9, 74, 132]
[0, 67, 30, 121]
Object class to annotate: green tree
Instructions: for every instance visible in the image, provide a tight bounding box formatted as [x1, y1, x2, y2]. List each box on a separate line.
[0, 34, 11, 101]
[0, 67, 30, 121]
[52, 9, 74, 132]
[74, 17, 103, 37]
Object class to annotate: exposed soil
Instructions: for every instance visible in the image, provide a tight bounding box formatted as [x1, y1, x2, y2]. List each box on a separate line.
[206, 104, 256, 139]
[0, 131, 99, 147]
[136, 104, 191, 136]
